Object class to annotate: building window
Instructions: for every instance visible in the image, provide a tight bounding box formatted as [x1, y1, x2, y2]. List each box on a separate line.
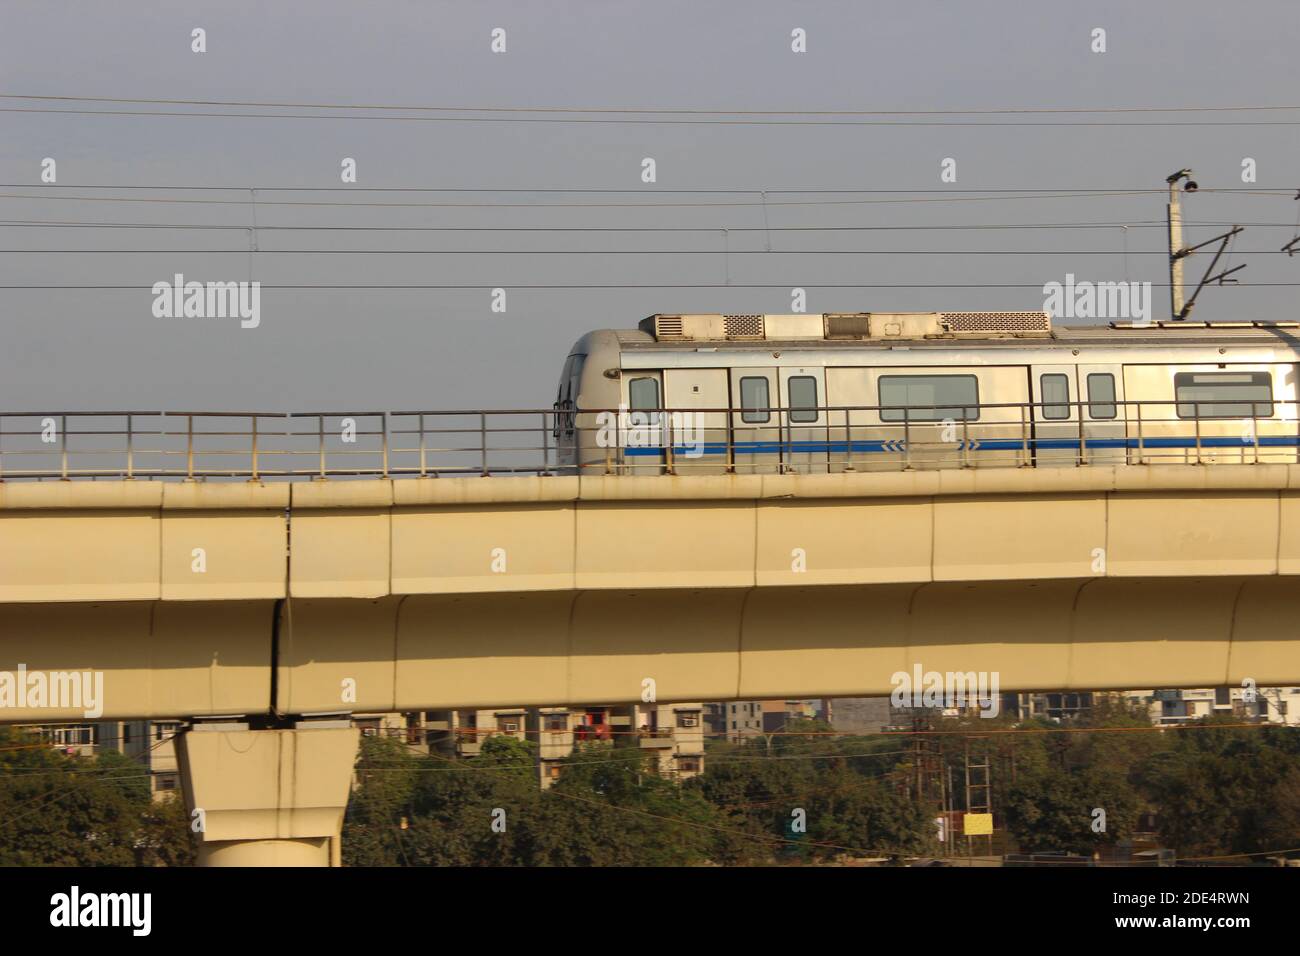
[1175, 371, 1272, 419]
[1087, 373, 1117, 420]
[501, 721, 519, 733]
[676, 714, 698, 728]
[739, 376, 771, 423]
[787, 376, 819, 423]
[1039, 373, 1071, 420]
[678, 758, 701, 773]
[878, 374, 980, 422]
[157, 774, 178, 792]
[544, 714, 567, 732]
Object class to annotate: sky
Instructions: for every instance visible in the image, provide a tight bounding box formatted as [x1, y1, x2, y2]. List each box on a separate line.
[2, 0, 1298, 411]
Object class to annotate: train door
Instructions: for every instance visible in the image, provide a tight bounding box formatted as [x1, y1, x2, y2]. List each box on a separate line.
[1029, 364, 1080, 467]
[729, 367, 779, 474]
[622, 370, 664, 475]
[778, 366, 828, 474]
[1077, 364, 1126, 465]
[662, 368, 729, 475]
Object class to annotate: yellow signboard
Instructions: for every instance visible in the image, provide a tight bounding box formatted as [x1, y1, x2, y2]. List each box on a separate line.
[963, 812, 994, 836]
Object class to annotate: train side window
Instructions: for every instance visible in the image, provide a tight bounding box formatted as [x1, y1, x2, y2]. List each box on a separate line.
[1087, 373, 1117, 420]
[739, 377, 771, 423]
[878, 374, 980, 422]
[787, 376, 819, 423]
[1039, 374, 1071, 420]
[628, 377, 660, 411]
[1174, 371, 1273, 419]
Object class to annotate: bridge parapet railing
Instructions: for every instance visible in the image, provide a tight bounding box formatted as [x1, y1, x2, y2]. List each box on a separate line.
[0, 400, 1290, 481]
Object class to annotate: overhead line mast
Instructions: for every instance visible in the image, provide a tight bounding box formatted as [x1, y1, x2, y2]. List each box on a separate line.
[1166, 169, 1246, 321]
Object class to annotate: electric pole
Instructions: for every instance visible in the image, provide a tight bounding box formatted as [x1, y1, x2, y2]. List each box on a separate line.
[1166, 168, 1245, 321]
[1167, 169, 1195, 320]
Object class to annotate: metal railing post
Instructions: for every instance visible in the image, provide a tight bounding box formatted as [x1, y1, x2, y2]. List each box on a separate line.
[126, 414, 134, 480]
[843, 408, 855, 472]
[318, 415, 327, 479]
[185, 415, 194, 480]
[1194, 404, 1203, 464]
[1078, 400, 1086, 466]
[61, 414, 69, 480]
[249, 416, 259, 481]
[1135, 403, 1144, 465]
[381, 413, 389, 478]
[1020, 405, 1028, 467]
[663, 411, 675, 476]
[961, 416, 970, 468]
[480, 412, 488, 476]
[1252, 407, 1261, 464]
[419, 414, 427, 477]
[903, 409, 911, 470]
[540, 410, 550, 476]
[726, 411, 735, 473]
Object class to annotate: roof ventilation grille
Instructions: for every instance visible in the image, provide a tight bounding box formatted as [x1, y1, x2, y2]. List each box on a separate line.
[942, 311, 1052, 335]
[723, 314, 765, 339]
[823, 314, 873, 339]
[654, 315, 686, 339]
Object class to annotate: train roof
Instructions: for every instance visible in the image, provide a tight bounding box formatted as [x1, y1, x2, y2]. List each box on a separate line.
[607, 312, 1300, 350]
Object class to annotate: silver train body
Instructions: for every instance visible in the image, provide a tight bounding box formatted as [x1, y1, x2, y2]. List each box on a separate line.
[554, 311, 1300, 474]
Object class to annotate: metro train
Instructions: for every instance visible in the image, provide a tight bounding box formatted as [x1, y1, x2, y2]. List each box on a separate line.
[554, 311, 1300, 474]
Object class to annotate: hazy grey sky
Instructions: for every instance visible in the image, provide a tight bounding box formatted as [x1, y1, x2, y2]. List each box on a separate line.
[2, 0, 1298, 411]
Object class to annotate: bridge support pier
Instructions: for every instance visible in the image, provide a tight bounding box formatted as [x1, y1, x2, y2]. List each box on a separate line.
[176, 720, 359, 867]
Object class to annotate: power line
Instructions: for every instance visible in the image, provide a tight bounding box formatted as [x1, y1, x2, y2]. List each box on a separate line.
[9, 105, 1300, 126]
[0, 248, 1290, 255]
[6, 282, 1300, 290]
[8, 93, 1300, 115]
[0, 183, 1290, 193]
[0, 190, 1170, 208]
[5, 219, 1294, 233]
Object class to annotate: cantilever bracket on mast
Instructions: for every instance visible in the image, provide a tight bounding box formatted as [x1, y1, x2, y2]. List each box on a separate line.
[1176, 226, 1245, 320]
[1282, 190, 1300, 256]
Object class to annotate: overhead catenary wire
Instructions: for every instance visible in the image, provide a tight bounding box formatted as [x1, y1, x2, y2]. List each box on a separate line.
[9, 282, 1300, 290]
[0, 190, 1179, 208]
[7, 219, 1297, 233]
[7, 93, 1300, 115]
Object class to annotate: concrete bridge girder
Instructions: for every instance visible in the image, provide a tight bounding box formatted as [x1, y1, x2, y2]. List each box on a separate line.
[2, 470, 1300, 604]
[1, 468, 1300, 720]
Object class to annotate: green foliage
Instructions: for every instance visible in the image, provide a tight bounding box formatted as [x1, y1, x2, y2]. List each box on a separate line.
[0, 727, 196, 866]
[5, 703, 1299, 866]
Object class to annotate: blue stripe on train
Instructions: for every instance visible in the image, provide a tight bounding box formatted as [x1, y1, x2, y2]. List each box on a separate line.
[622, 435, 1300, 457]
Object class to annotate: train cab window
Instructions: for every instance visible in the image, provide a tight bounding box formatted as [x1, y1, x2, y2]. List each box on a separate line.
[1039, 374, 1071, 420]
[739, 377, 771, 423]
[553, 355, 577, 439]
[787, 376, 819, 423]
[1174, 371, 1273, 419]
[878, 374, 980, 422]
[628, 377, 660, 411]
[1086, 373, 1117, 420]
